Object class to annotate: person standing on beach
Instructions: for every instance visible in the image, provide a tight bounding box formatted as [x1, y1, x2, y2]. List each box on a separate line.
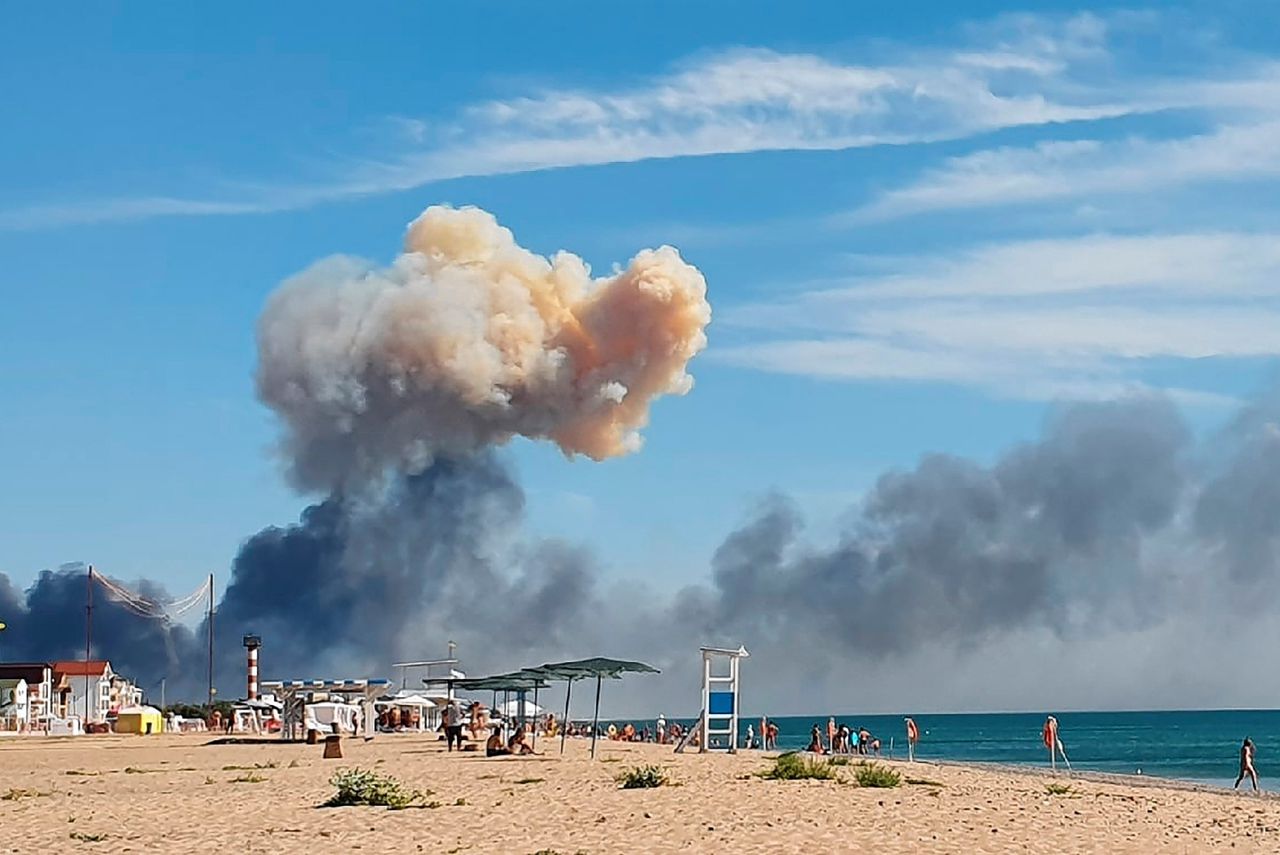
[827, 717, 837, 753]
[657, 712, 666, 744]
[443, 700, 463, 751]
[1235, 738, 1259, 792]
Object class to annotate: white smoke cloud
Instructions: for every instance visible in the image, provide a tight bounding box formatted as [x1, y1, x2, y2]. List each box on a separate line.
[256, 205, 711, 491]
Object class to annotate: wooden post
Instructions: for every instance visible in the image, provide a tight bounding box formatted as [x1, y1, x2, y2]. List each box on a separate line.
[589, 675, 602, 758]
[559, 680, 573, 755]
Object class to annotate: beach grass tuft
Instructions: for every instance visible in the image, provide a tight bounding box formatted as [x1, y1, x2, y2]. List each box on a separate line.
[617, 764, 670, 789]
[324, 768, 422, 809]
[2, 787, 50, 801]
[853, 762, 901, 788]
[761, 752, 838, 781]
[230, 772, 267, 784]
[1045, 782, 1074, 796]
[69, 831, 109, 842]
[905, 776, 945, 787]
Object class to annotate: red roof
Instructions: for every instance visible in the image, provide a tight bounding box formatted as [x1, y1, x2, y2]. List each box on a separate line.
[52, 660, 110, 677]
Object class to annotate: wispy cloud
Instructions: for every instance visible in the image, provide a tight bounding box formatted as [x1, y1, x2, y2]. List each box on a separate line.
[0, 13, 1150, 231]
[851, 118, 1280, 222]
[716, 230, 1280, 404]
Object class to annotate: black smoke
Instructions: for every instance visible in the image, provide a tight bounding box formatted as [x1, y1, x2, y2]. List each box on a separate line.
[6, 391, 1280, 710]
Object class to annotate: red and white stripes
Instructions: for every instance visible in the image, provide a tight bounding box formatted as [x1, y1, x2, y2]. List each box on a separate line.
[246, 645, 259, 700]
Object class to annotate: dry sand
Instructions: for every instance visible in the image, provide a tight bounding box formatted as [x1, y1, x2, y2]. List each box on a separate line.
[2, 732, 1278, 853]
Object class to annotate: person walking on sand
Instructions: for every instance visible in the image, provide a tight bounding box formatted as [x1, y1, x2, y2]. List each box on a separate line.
[905, 717, 920, 762]
[657, 712, 666, 744]
[1235, 738, 1259, 792]
[827, 717, 837, 753]
[444, 699, 464, 752]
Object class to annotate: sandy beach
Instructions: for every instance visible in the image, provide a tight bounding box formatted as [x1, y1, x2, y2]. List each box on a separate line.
[2, 733, 1278, 854]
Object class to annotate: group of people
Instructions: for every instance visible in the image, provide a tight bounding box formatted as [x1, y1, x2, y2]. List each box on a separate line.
[802, 717, 882, 756]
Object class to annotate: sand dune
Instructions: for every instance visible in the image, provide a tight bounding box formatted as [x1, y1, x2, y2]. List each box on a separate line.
[2, 733, 1277, 853]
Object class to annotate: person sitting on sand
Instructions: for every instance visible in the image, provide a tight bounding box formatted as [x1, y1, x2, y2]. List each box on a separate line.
[1235, 737, 1259, 792]
[508, 724, 538, 755]
[807, 724, 826, 754]
[487, 725, 511, 757]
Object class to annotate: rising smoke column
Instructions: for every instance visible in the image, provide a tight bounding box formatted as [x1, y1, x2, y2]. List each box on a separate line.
[204, 205, 711, 688]
[256, 205, 711, 491]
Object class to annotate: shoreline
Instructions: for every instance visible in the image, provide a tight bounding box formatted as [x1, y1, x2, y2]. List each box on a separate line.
[4, 732, 1280, 852]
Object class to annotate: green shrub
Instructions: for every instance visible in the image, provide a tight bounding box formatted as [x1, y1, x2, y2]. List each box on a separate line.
[853, 762, 901, 788]
[616, 765, 669, 789]
[761, 752, 838, 781]
[1045, 782, 1073, 795]
[324, 768, 422, 809]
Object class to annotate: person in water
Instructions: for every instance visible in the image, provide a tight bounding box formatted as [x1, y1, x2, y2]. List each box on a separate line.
[1235, 737, 1259, 792]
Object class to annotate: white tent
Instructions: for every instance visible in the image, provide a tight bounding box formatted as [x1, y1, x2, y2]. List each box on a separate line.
[498, 698, 543, 718]
[304, 701, 361, 734]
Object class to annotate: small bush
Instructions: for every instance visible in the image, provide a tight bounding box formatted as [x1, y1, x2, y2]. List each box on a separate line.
[761, 752, 838, 781]
[230, 772, 267, 784]
[324, 768, 422, 809]
[616, 765, 669, 789]
[1045, 782, 1073, 795]
[853, 763, 901, 788]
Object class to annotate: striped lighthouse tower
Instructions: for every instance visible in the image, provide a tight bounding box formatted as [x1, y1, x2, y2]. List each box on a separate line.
[243, 635, 262, 700]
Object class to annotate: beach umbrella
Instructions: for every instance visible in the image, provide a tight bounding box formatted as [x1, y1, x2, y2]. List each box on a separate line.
[531, 658, 660, 758]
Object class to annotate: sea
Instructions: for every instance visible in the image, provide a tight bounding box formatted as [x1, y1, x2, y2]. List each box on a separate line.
[611, 710, 1278, 792]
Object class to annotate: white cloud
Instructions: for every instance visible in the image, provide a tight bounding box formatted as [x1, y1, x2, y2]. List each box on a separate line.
[717, 230, 1280, 404]
[853, 119, 1280, 222]
[0, 14, 1148, 231]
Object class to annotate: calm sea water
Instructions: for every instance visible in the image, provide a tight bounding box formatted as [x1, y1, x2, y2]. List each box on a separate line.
[616, 710, 1278, 791]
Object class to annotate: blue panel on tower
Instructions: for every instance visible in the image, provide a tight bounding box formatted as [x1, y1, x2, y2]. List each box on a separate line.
[708, 691, 734, 715]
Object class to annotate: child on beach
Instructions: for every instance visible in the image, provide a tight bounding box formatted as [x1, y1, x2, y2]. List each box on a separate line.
[1235, 738, 1259, 792]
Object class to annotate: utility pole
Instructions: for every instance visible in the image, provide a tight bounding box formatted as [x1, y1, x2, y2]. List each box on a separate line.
[160, 678, 166, 712]
[84, 564, 93, 726]
[206, 573, 215, 712]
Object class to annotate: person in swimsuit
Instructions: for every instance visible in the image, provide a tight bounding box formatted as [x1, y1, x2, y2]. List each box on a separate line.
[1235, 737, 1259, 792]
[807, 724, 826, 754]
[486, 725, 511, 757]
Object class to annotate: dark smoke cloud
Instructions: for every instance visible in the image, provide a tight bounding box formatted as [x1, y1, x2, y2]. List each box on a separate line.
[0, 563, 198, 694]
[212, 453, 597, 685]
[679, 395, 1250, 660]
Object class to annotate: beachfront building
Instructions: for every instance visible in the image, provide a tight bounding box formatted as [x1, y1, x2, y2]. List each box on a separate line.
[110, 674, 144, 711]
[0, 678, 29, 730]
[0, 663, 54, 723]
[53, 660, 115, 723]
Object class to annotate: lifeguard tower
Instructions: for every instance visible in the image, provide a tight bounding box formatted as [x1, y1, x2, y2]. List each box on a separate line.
[682, 645, 749, 753]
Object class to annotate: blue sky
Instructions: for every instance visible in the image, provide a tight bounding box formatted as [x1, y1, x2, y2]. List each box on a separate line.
[4, 1, 1280, 603]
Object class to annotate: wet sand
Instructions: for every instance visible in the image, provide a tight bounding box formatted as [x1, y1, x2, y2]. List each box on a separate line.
[2, 732, 1278, 853]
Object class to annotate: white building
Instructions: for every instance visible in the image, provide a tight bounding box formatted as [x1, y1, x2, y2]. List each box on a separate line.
[54, 660, 114, 723]
[0, 678, 29, 730]
[0, 663, 53, 723]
